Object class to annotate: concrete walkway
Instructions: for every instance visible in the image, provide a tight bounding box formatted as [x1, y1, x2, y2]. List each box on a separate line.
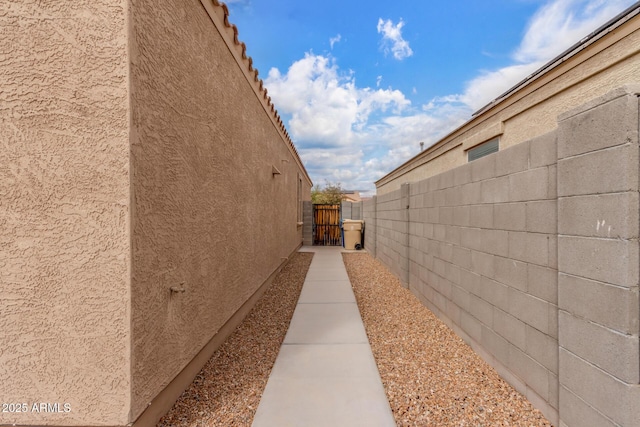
[252, 246, 395, 427]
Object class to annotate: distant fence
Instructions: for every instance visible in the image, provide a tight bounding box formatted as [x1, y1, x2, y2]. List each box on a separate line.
[313, 204, 341, 246]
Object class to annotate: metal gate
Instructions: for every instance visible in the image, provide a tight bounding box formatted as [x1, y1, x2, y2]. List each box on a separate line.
[313, 204, 341, 246]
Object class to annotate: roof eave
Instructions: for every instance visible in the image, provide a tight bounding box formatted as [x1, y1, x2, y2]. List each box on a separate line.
[375, 2, 640, 189]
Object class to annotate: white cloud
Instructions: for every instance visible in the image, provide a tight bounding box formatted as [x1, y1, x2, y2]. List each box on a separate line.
[457, 62, 544, 111]
[377, 18, 413, 60]
[264, 52, 438, 194]
[265, 53, 409, 146]
[514, 0, 633, 63]
[329, 34, 341, 49]
[436, 0, 635, 113]
[265, 0, 635, 195]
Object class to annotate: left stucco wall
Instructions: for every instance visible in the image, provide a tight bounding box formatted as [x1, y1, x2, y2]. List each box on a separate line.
[128, 0, 311, 420]
[0, 1, 131, 426]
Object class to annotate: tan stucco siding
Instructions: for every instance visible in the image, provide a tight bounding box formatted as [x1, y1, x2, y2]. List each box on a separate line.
[0, 1, 131, 426]
[128, 0, 309, 418]
[503, 47, 640, 149]
[376, 19, 640, 195]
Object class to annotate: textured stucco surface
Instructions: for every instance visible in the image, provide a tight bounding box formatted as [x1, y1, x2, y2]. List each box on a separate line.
[1, 0, 310, 425]
[128, 0, 310, 419]
[0, 1, 131, 426]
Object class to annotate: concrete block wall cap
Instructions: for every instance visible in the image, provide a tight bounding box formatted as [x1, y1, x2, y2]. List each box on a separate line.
[558, 84, 640, 121]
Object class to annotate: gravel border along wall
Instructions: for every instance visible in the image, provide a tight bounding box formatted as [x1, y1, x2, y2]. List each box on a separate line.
[158, 252, 313, 427]
[343, 252, 552, 427]
[158, 250, 551, 426]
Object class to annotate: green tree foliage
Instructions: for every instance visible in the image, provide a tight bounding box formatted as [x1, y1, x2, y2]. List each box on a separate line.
[311, 181, 344, 204]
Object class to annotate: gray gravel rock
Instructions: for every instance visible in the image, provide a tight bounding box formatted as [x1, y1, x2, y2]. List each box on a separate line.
[343, 252, 553, 427]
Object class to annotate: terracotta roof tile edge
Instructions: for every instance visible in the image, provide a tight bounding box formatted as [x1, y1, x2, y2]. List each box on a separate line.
[204, 0, 312, 185]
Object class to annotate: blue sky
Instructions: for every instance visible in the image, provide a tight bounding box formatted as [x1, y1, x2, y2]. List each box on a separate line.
[224, 0, 636, 195]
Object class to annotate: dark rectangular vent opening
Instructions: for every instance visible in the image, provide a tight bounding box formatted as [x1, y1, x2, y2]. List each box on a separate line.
[468, 137, 499, 162]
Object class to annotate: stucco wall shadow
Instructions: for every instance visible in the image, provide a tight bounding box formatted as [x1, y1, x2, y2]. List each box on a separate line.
[129, 0, 311, 420]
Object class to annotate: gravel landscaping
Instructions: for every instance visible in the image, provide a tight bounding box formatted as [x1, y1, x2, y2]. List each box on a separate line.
[158, 249, 552, 426]
[158, 252, 313, 427]
[343, 252, 552, 427]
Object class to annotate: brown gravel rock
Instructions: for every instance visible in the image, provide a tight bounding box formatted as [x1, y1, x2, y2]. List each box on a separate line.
[343, 252, 553, 427]
[158, 252, 313, 427]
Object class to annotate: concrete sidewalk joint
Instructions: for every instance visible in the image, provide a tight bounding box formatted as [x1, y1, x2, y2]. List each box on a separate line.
[252, 246, 395, 427]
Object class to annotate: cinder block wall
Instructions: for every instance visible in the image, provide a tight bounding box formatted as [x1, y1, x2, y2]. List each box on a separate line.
[341, 202, 353, 220]
[303, 201, 313, 246]
[341, 201, 363, 220]
[352, 201, 362, 220]
[556, 87, 640, 427]
[404, 131, 560, 422]
[374, 188, 410, 285]
[363, 197, 377, 256]
[366, 86, 640, 427]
